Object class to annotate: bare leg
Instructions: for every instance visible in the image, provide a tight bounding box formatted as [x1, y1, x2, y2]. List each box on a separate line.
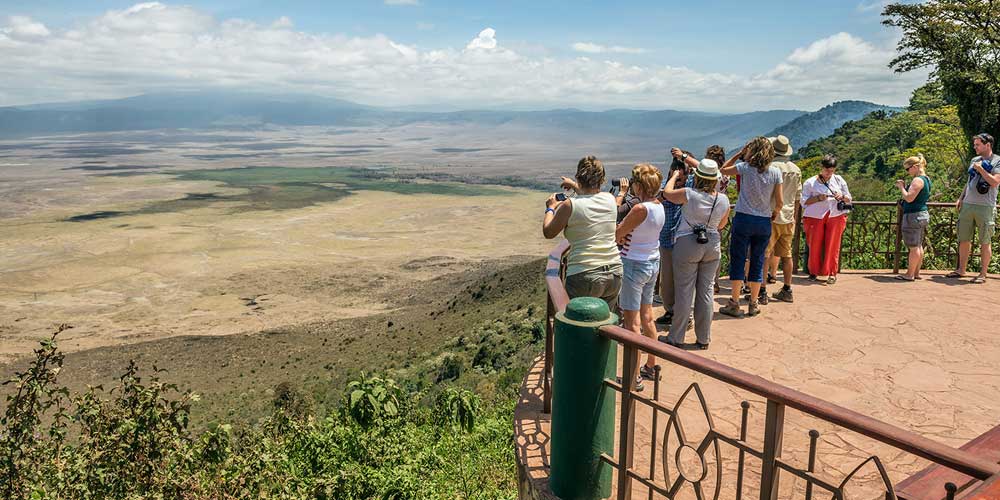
[729, 280, 743, 304]
[767, 255, 778, 279]
[980, 243, 992, 278]
[623, 309, 642, 381]
[906, 246, 923, 278]
[748, 281, 761, 303]
[957, 241, 971, 274]
[781, 256, 793, 285]
[639, 304, 657, 368]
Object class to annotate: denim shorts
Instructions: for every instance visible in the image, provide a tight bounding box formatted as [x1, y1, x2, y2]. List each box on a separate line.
[620, 258, 659, 311]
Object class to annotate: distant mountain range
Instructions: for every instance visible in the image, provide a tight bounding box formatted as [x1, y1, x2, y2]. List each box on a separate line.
[763, 100, 904, 152]
[0, 91, 898, 154]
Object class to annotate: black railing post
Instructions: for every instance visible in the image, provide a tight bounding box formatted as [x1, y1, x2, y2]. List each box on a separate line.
[759, 400, 785, 500]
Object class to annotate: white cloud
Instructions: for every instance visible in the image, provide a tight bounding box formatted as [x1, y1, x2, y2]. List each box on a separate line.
[385, 0, 420, 5]
[3, 16, 51, 39]
[571, 42, 645, 54]
[0, 4, 929, 111]
[857, 0, 891, 13]
[465, 28, 497, 50]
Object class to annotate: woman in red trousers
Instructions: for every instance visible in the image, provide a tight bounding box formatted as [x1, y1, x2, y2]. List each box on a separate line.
[800, 155, 852, 284]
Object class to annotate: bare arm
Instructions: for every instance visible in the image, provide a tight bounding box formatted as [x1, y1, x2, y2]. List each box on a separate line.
[661, 171, 688, 205]
[719, 145, 744, 176]
[717, 207, 731, 231]
[615, 203, 647, 245]
[973, 162, 1000, 187]
[542, 196, 572, 239]
[898, 177, 924, 203]
[771, 182, 783, 219]
[801, 180, 827, 206]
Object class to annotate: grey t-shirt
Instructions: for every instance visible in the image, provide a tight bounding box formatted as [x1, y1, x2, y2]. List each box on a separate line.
[735, 162, 783, 218]
[963, 153, 1000, 207]
[675, 188, 731, 241]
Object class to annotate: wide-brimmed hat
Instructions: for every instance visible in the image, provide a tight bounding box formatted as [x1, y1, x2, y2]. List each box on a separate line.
[694, 159, 719, 180]
[770, 135, 793, 156]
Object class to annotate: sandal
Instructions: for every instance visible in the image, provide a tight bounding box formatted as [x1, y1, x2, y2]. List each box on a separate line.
[894, 274, 915, 281]
[972, 275, 987, 284]
[719, 299, 744, 318]
[945, 271, 965, 278]
[827, 276, 837, 285]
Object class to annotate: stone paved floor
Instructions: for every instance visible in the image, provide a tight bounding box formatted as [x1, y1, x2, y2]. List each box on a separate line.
[515, 271, 1000, 499]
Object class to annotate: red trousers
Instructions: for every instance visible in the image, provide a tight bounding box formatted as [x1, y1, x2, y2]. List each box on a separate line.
[803, 213, 847, 277]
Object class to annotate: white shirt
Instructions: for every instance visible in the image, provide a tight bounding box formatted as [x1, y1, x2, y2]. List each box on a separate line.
[801, 174, 852, 219]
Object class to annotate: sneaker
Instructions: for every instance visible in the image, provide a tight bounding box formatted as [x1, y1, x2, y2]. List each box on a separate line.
[827, 276, 837, 285]
[766, 273, 776, 284]
[639, 364, 660, 380]
[747, 301, 761, 317]
[719, 299, 744, 318]
[757, 289, 769, 305]
[694, 342, 709, 350]
[772, 286, 794, 303]
[655, 311, 672, 325]
[808, 274, 817, 281]
[658, 335, 683, 347]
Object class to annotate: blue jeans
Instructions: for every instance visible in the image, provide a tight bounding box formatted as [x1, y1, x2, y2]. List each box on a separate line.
[729, 212, 772, 283]
[620, 258, 659, 311]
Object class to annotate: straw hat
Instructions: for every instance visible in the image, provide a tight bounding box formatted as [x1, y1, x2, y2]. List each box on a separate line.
[770, 135, 793, 156]
[694, 159, 720, 180]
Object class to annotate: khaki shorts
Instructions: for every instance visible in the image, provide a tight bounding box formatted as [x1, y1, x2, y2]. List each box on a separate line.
[957, 203, 996, 244]
[766, 222, 794, 258]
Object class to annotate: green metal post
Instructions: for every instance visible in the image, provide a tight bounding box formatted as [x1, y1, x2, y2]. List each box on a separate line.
[549, 297, 619, 500]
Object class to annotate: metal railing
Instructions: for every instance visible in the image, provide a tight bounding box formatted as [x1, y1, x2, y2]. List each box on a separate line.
[541, 239, 1000, 499]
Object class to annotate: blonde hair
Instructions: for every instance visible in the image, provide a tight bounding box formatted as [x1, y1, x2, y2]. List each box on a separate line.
[694, 175, 717, 193]
[575, 156, 605, 190]
[903, 153, 927, 173]
[743, 136, 775, 173]
[630, 163, 663, 199]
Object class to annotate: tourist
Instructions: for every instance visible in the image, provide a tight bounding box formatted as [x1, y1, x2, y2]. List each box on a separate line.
[612, 177, 640, 223]
[660, 159, 730, 348]
[654, 151, 693, 327]
[765, 136, 802, 303]
[800, 155, 852, 284]
[543, 156, 622, 310]
[948, 133, 1000, 283]
[719, 137, 782, 318]
[895, 154, 932, 281]
[616, 164, 666, 386]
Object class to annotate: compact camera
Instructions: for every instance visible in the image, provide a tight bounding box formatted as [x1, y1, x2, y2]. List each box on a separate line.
[692, 224, 709, 244]
[837, 200, 854, 211]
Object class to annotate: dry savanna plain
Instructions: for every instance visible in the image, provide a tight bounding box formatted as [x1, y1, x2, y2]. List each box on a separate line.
[0, 125, 577, 363]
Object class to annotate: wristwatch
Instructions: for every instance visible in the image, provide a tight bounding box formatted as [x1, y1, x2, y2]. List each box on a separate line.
[681, 153, 688, 160]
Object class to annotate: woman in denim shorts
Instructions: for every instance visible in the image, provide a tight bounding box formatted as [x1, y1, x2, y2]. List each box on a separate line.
[895, 154, 932, 281]
[615, 164, 665, 387]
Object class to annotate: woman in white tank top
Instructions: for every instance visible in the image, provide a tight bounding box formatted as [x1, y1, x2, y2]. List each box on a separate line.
[614, 164, 665, 388]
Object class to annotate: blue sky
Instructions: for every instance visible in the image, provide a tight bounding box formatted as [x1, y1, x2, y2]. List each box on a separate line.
[0, 1, 927, 111]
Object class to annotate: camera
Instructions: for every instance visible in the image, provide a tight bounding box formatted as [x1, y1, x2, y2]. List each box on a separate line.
[555, 193, 567, 202]
[611, 179, 621, 188]
[692, 224, 709, 244]
[837, 200, 853, 211]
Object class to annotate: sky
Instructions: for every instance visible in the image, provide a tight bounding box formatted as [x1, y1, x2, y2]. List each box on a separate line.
[0, 0, 930, 112]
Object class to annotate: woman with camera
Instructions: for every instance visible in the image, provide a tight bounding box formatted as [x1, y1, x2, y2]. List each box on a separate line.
[660, 159, 730, 348]
[895, 154, 931, 281]
[800, 154, 852, 284]
[615, 164, 665, 386]
[718, 137, 783, 318]
[543, 156, 622, 310]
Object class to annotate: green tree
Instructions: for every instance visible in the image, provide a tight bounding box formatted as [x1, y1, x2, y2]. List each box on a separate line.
[883, 0, 1000, 140]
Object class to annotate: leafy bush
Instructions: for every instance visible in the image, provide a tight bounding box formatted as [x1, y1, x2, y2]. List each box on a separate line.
[0, 330, 525, 499]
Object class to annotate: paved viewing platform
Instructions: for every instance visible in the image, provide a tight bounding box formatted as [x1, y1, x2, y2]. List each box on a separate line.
[515, 271, 1000, 499]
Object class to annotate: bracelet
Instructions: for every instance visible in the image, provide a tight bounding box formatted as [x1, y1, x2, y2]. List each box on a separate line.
[545, 207, 555, 214]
